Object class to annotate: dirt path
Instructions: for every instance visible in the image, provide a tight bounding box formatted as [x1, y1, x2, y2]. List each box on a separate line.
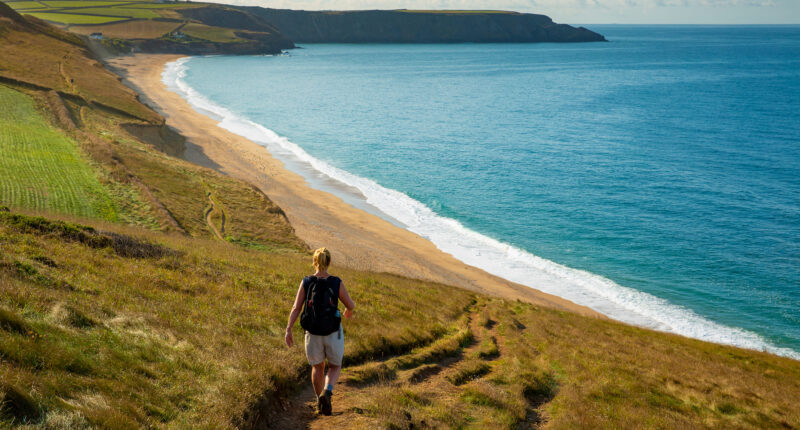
[58, 54, 74, 93]
[269, 301, 544, 429]
[204, 191, 225, 240]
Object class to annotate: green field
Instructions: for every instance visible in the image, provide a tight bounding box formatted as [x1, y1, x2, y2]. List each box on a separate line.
[63, 6, 159, 18]
[6, 1, 204, 24]
[182, 22, 242, 43]
[25, 11, 126, 24]
[42, 1, 130, 6]
[5, 1, 48, 10]
[0, 85, 117, 220]
[119, 2, 200, 8]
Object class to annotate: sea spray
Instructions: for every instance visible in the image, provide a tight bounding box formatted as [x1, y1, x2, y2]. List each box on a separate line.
[162, 56, 800, 360]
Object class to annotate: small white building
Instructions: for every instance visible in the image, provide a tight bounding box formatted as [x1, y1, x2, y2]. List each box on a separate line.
[89, 32, 103, 40]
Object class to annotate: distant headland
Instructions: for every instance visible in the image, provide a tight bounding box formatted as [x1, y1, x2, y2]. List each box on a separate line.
[215, 7, 607, 44]
[2, 1, 605, 56]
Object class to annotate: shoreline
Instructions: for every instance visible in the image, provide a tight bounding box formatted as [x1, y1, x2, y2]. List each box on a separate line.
[107, 53, 601, 317]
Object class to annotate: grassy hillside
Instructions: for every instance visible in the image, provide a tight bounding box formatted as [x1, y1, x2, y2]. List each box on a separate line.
[6, 0, 201, 26]
[0, 211, 475, 427]
[1, 5, 799, 430]
[0, 1, 159, 122]
[1, 211, 799, 428]
[0, 86, 117, 220]
[1, 1, 305, 250]
[2, 0, 294, 54]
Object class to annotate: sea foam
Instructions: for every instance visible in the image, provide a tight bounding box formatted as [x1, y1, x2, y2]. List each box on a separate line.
[163, 57, 799, 360]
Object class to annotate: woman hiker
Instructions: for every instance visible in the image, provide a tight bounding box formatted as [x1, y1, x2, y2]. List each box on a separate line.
[285, 248, 356, 416]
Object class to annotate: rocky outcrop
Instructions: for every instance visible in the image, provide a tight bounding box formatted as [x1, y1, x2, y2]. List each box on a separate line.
[237, 8, 606, 44]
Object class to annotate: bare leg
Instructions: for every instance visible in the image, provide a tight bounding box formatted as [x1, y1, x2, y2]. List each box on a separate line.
[325, 364, 342, 389]
[311, 363, 326, 396]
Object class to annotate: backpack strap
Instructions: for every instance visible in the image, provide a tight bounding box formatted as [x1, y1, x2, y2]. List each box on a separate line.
[330, 277, 341, 306]
[302, 276, 316, 307]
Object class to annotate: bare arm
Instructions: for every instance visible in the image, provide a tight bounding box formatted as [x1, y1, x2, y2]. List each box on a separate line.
[339, 282, 355, 319]
[285, 282, 305, 347]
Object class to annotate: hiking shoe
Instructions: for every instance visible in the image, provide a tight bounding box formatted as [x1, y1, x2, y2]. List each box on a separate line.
[316, 393, 324, 414]
[320, 390, 333, 416]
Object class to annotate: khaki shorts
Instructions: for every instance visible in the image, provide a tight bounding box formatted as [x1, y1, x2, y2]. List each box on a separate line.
[305, 326, 344, 366]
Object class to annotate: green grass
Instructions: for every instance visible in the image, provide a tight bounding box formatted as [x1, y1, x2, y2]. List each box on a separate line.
[24, 11, 126, 24]
[5, 1, 48, 10]
[41, 1, 135, 7]
[181, 22, 243, 43]
[118, 2, 201, 8]
[0, 85, 117, 221]
[60, 6, 159, 18]
[6, 0, 200, 18]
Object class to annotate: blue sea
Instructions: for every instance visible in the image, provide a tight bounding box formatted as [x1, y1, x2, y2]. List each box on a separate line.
[164, 25, 800, 359]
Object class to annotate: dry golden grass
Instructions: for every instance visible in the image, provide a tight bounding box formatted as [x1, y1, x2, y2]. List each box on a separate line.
[0, 210, 476, 427]
[0, 10, 159, 122]
[2, 6, 306, 251]
[291, 297, 800, 429]
[103, 134, 305, 251]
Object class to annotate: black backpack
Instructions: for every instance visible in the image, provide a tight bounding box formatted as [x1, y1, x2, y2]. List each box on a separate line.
[299, 276, 341, 336]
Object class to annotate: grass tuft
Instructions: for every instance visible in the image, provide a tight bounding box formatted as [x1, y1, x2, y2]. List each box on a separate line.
[396, 327, 473, 370]
[717, 401, 742, 415]
[522, 368, 558, 401]
[0, 307, 30, 335]
[49, 303, 96, 329]
[448, 360, 491, 386]
[474, 335, 499, 359]
[1, 212, 176, 259]
[345, 362, 396, 387]
[408, 363, 442, 383]
[0, 382, 42, 423]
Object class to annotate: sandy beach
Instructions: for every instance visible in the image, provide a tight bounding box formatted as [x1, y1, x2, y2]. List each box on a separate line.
[106, 53, 600, 317]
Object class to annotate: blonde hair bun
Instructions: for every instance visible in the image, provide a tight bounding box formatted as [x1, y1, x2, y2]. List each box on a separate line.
[313, 247, 331, 270]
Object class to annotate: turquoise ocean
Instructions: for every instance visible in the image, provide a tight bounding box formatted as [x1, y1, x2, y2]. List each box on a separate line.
[163, 25, 800, 359]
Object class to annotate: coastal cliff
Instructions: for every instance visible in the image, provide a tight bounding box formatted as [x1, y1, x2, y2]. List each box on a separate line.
[3, 3, 800, 428]
[232, 8, 606, 44]
[4, 0, 604, 58]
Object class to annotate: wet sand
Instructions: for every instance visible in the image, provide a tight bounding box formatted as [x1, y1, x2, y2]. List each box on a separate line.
[107, 53, 601, 317]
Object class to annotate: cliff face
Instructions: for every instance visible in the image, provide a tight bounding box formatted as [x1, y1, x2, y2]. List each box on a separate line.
[237, 8, 606, 44]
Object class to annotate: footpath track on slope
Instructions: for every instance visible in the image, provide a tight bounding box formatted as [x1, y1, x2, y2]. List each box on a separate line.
[204, 191, 225, 240]
[269, 301, 546, 429]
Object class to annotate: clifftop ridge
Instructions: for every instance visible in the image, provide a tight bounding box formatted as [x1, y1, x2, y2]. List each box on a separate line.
[236, 7, 607, 44]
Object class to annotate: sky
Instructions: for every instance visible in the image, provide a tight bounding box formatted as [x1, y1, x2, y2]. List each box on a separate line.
[209, 0, 800, 24]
